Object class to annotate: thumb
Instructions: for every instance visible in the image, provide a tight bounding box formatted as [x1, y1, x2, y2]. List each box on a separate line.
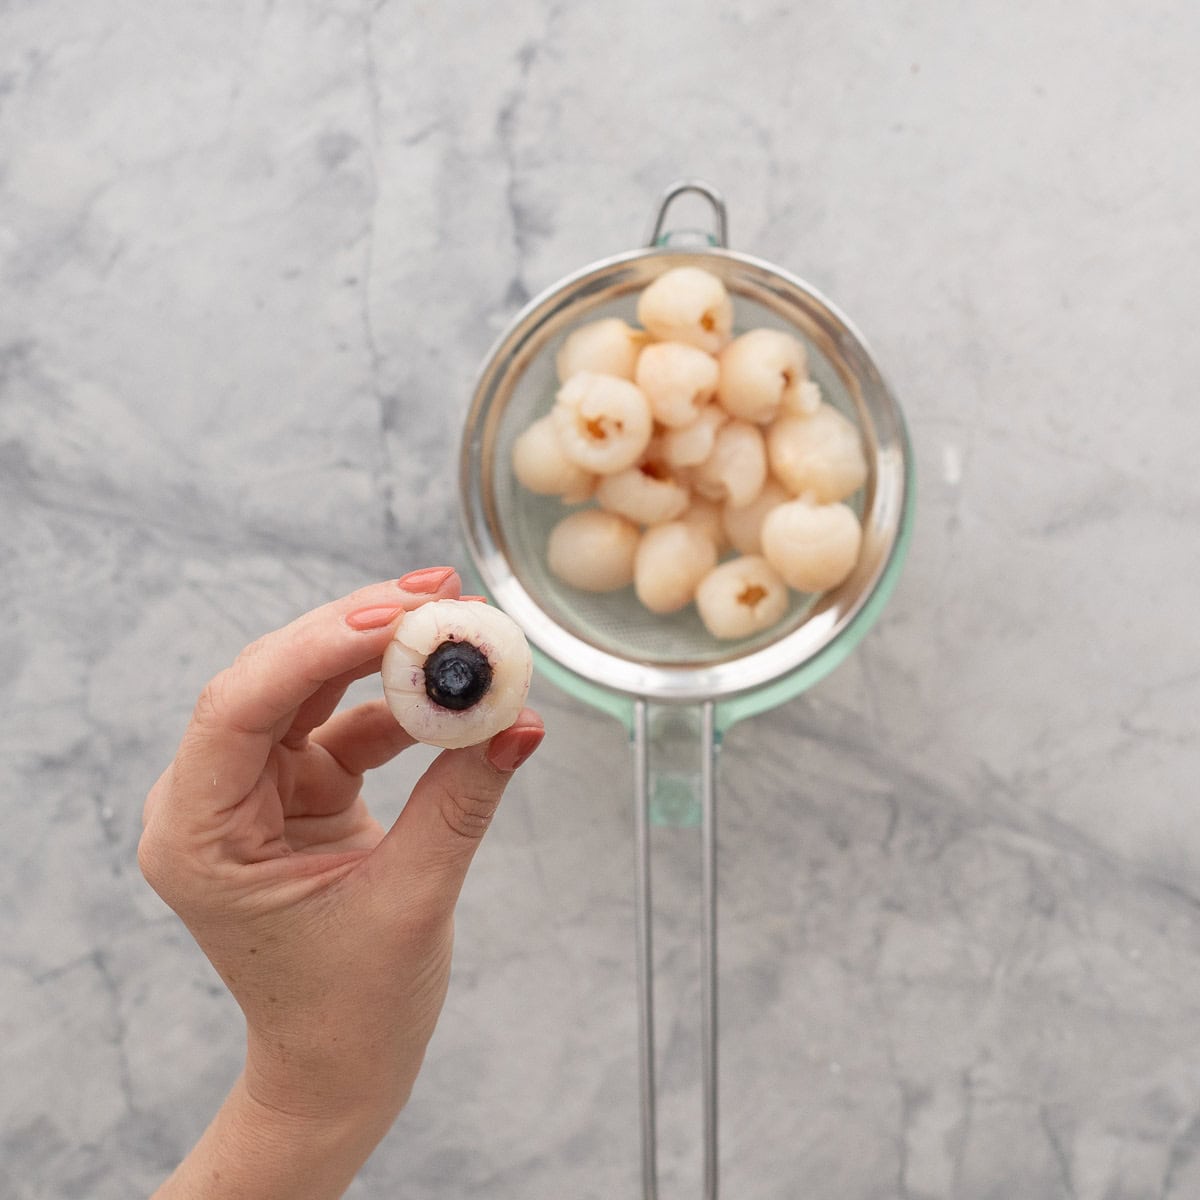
[369, 709, 545, 917]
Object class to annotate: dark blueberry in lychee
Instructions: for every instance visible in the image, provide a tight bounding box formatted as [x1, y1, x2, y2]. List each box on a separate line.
[423, 640, 493, 711]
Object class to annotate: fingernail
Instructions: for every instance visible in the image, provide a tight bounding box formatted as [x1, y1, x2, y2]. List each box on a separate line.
[397, 566, 456, 593]
[346, 604, 405, 631]
[487, 725, 544, 773]
[460, 594, 488, 603]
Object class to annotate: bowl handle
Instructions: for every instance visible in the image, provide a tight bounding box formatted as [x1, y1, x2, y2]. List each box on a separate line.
[631, 698, 721, 1198]
[646, 179, 729, 249]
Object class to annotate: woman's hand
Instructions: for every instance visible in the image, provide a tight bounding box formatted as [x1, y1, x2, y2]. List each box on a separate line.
[139, 568, 544, 1198]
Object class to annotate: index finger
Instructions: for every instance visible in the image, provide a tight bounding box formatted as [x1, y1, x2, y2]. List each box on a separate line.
[167, 570, 461, 822]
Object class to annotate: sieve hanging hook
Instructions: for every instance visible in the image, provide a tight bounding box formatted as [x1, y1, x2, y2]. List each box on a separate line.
[646, 179, 729, 249]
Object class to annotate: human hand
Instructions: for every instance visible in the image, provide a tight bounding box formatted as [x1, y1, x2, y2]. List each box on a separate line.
[139, 568, 544, 1198]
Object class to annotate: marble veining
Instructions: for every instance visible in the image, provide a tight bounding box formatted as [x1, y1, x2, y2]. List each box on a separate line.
[2, 1, 1199, 1197]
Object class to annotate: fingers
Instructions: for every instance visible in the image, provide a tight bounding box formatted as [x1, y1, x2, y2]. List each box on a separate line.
[283, 700, 419, 818]
[166, 570, 460, 828]
[279, 659, 390, 749]
[366, 708, 545, 918]
[312, 698, 418, 776]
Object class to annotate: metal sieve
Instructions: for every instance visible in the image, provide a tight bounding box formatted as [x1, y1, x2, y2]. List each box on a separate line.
[459, 180, 913, 1199]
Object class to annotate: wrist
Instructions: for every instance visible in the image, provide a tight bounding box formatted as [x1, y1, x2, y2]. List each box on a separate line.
[154, 1072, 397, 1200]
[244, 1023, 417, 1128]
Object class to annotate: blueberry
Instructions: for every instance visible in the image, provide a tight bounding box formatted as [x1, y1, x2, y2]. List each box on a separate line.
[424, 640, 493, 711]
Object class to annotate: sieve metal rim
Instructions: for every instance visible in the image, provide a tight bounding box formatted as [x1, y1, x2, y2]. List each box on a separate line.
[459, 242, 912, 704]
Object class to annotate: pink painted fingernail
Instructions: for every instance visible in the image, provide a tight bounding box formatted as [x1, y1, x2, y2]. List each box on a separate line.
[486, 724, 545, 773]
[397, 566, 456, 593]
[346, 604, 405, 631]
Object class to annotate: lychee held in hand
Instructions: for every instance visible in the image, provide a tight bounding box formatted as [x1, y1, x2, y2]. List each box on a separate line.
[382, 600, 533, 750]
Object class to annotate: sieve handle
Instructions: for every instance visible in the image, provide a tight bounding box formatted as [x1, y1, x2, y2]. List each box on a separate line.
[632, 698, 721, 1200]
[646, 179, 730, 249]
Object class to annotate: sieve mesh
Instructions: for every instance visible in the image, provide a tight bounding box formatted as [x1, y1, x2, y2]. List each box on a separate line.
[488, 279, 869, 668]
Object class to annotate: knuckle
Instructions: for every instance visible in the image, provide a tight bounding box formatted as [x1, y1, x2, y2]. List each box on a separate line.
[192, 671, 231, 728]
[142, 770, 169, 828]
[435, 781, 501, 842]
[192, 666, 262, 736]
[237, 635, 271, 665]
[136, 827, 170, 896]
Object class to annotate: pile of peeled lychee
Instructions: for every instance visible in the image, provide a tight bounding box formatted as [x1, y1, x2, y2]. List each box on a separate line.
[511, 266, 867, 641]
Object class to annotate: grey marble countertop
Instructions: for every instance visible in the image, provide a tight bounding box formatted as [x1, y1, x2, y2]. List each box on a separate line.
[3, 3, 1199, 1197]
